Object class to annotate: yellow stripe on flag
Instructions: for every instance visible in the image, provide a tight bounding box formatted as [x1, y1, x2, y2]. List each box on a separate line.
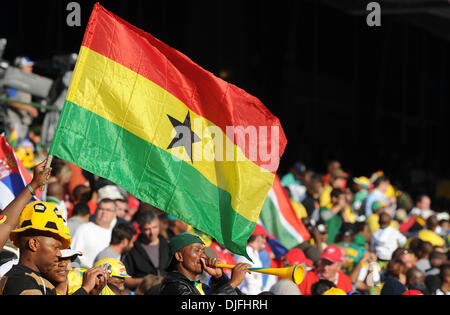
[66, 46, 274, 223]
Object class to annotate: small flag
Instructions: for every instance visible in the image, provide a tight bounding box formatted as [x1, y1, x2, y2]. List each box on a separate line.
[259, 176, 311, 250]
[0, 135, 41, 209]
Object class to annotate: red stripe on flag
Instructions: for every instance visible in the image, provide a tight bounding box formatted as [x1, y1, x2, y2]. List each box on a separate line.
[80, 3, 287, 172]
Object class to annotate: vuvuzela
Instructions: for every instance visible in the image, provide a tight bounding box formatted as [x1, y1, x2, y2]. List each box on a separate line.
[217, 264, 305, 285]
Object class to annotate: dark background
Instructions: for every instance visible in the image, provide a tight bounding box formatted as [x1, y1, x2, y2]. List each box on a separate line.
[1, 0, 449, 205]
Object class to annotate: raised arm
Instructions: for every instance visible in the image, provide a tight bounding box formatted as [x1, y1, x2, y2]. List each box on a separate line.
[0, 160, 51, 249]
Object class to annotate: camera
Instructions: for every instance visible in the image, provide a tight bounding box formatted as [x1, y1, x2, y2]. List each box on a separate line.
[101, 262, 112, 275]
[0, 39, 54, 99]
[0, 38, 78, 146]
[100, 262, 112, 283]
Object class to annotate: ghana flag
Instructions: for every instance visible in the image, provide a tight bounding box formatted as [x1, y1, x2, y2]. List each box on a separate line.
[50, 3, 287, 258]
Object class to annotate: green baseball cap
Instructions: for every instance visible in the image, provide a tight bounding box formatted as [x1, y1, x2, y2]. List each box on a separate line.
[372, 200, 386, 211]
[354, 234, 366, 247]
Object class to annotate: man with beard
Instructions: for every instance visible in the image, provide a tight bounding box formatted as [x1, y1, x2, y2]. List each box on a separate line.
[159, 233, 249, 295]
[94, 223, 137, 264]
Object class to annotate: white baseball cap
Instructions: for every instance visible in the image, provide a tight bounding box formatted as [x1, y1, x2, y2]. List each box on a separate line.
[60, 249, 83, 261]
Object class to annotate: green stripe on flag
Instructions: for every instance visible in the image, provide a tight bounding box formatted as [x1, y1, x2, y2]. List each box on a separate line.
[259, 197, 301, 249]
[50, 100, 254, 258]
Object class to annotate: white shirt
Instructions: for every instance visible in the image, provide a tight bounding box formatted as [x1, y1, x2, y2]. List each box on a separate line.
[370, 226, 407, 261]
[234, 246, 264, 295]
[357, 262, 381, 285]
[287, 184, 306, 203]
[434, 288, 449, 295]
[70, 222, 112, 268]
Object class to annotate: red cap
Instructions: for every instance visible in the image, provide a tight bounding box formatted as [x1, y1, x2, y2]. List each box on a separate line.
[320, 245, 343, 263]
[252, 224, 274, 238]
[402, 290, 424, 296]
[285, 249, 313, 266]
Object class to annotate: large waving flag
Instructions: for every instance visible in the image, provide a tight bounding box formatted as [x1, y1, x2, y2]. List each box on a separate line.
[49, 3, 287, 258]
[0, 135, 41, 209]
[259, 176, 311, 250]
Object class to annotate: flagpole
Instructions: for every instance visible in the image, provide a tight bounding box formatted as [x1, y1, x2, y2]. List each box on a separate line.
[40, 155, 53, 191]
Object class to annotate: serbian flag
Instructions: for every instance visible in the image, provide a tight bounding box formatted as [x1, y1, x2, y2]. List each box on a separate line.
[259, 176, 311, 250]
[49, 3, 287, 258]
[0, 135, 41, 209]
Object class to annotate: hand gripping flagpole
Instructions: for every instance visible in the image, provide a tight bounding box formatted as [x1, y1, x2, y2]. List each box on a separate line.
[40, 154, 54, 191]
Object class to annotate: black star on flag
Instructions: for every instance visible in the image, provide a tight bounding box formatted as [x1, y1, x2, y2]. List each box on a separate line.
[167, 111, 201, 163]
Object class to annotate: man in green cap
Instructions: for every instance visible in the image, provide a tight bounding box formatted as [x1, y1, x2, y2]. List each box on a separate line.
[159, 232, 250, 295]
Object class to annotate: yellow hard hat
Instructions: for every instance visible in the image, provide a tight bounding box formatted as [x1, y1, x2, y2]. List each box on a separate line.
[94, 258, 130, 278]
[323, 287, 347, 295]
[10, 201, 71, 249]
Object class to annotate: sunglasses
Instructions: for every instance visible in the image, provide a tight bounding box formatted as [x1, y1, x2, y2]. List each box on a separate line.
[396, 249, 410, 256]
[59, 256, 78, 263]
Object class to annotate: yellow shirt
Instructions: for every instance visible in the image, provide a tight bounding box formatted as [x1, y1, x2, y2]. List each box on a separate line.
[100, 285, 116, 295]
[344, 206, 356, 224]
[319, 185, 333, 209]
[292, 201, 308, 219]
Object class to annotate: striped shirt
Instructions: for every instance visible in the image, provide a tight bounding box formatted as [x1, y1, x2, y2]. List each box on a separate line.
[1, 264, 56, 295]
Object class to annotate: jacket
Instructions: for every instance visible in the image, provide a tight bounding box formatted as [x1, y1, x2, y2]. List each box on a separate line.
[122, 234, 170, 277]
[159, 271, 241, 295]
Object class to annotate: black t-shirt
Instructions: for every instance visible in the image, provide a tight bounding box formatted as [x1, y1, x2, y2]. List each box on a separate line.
[1, 264, 57, 295]
[380, 277, 407, 295]
[302, 194, 318, 217]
